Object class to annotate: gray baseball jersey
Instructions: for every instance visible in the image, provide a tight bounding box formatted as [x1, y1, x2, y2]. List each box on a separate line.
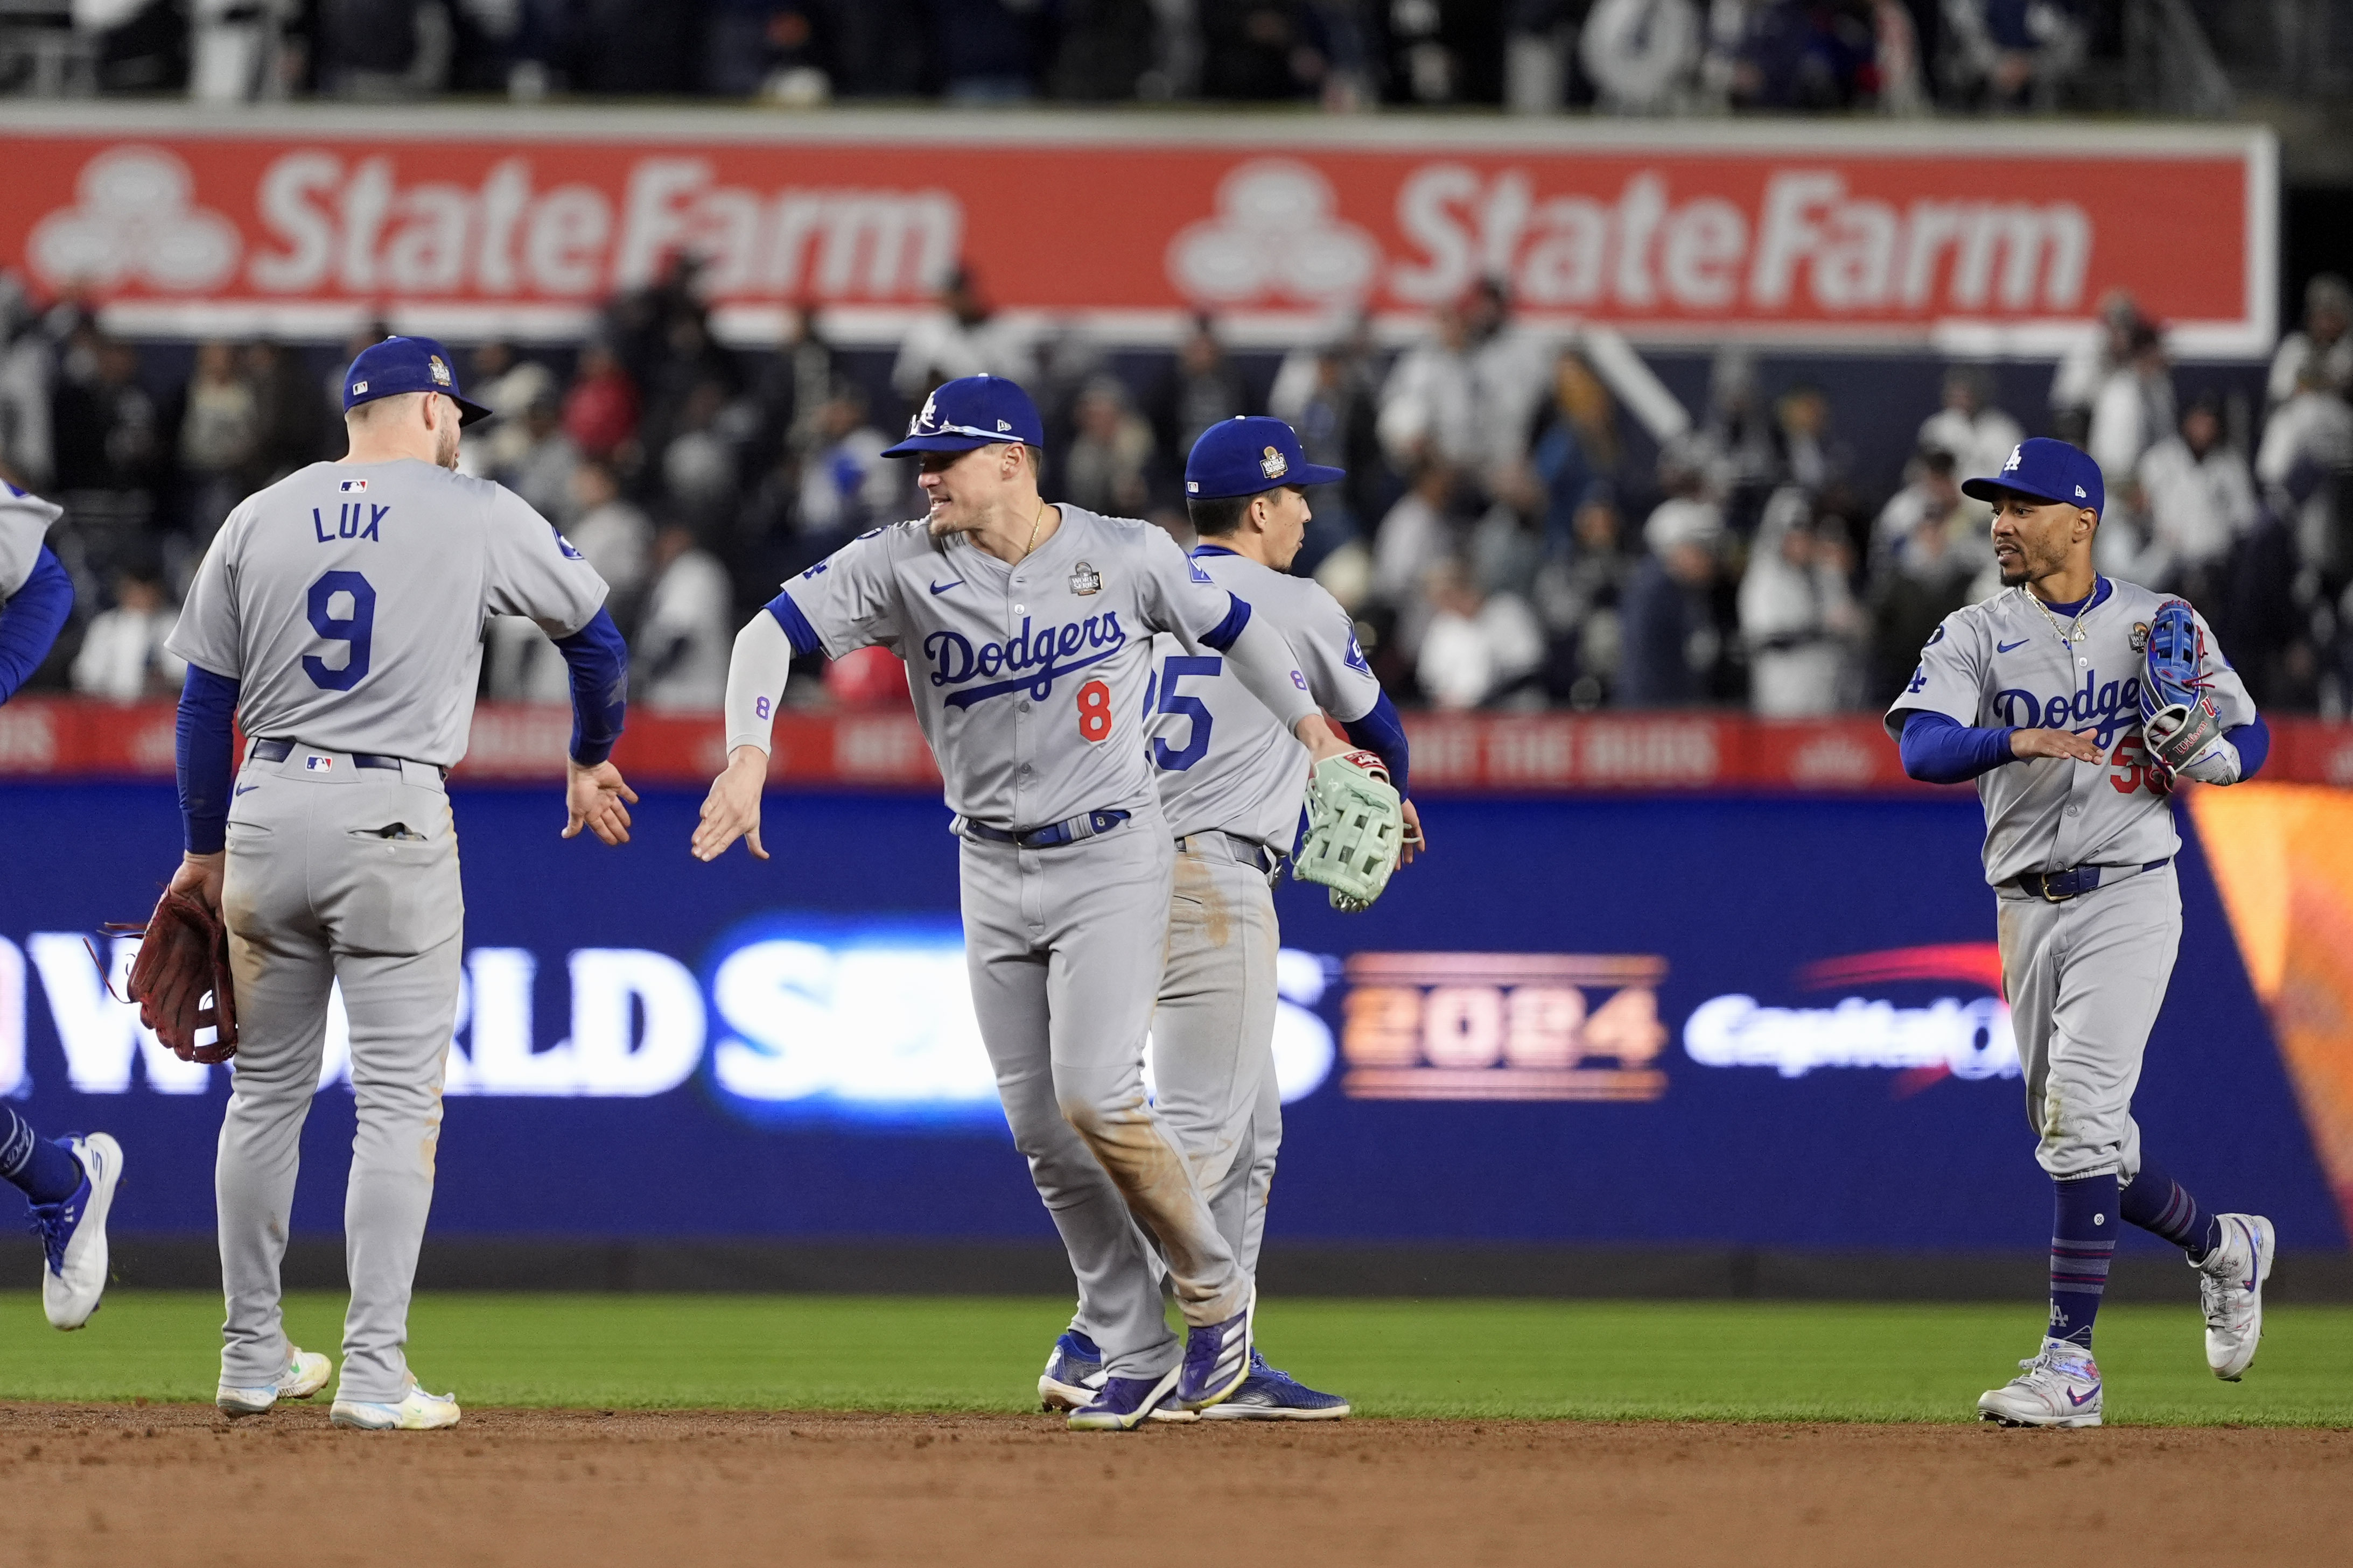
[0, 481, 60, 600]
[1883, 577, 2255, 885]
[1149, 545, 1384, 853]
[166, 458, 607, 764]
[777, 506, 1272, 829]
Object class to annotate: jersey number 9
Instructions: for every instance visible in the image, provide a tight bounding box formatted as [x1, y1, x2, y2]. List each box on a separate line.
[303, 569, 377, 692]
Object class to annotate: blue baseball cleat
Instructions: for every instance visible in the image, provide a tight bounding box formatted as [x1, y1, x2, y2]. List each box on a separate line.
[1196, 1350, 1351, 1421]
[1175, 1284, 1255, 1411]
[1067, 1367, 1183, 1432]
[33, 1133, 121, 1331]
[1039, 1328, 1105, 1411]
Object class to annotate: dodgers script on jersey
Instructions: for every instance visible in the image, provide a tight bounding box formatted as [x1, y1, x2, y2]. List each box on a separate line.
[1885, 578, 2255, 884]
[0, 480, 60, 600]
[166, 459, 608, 764]
[1150, 546, 1383, 852]
[780, 506, 1265, 829]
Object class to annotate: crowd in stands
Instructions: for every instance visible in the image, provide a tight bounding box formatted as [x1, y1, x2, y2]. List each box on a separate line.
[3, 260, 2350, 718]
[39, 2, 2146, 115]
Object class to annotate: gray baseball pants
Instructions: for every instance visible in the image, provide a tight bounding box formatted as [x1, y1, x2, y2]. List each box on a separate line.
[959, 807, 1249, 1381]
[216, 746, 462, 1403]
[1995, 862, 2181, 1182]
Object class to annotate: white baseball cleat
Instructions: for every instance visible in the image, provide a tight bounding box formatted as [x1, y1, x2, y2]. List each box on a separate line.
[36, 1133, 122, 1331]
[1977, 1338, 2103, 1428]
[331, 1374, 460, 1431]
[2196, 1213, 2275, 1381]
[218, 1348, 334, 1417]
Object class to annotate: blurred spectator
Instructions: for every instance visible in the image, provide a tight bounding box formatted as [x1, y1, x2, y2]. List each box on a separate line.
[1531, 348, 1621, 555]
[2256, 359, 2353, 580]
[1692, 346, 1777, 524]
[1048, 0, 1162, 100]
[891, 267, 1035, 403]
[1580, 0, 1703, 112]
[1150, 316, 1250, 483]
[70, 564, 185, 701]
[242, 341, 330, 482]
[0, 273, 56, 489]
[52, 333, 163, 582]
[178, 341, 260, 540]
[312, 0, 454, 97]
[1199, 0, 1342, 101]
[1868, 453, 1983, 702]
[562, 343, 640, 463]
[1916, 364, 2023, 490]
[1061, 376, 1154, 517]
[1870, 447, 1985, 579]
[633, 525, 733, 711]
[1617, 479, 1725, 707]
[464, 342, 559, 480]
[1938, 0, 2088, 110]
[2050, 289, 2144, 445]
[1769, 382, 1850, 500]
[1370, 460, 1459, 654]
[923, 0, 1044, 100]
[2085, 320, 2174, 494]
[2133, 392, 2258, 604]
[1739, 487, 1863, 716]
[1530, 496, 1636, 706]
[1269, 322, 1383, 556]
[499, 390, 583, 525]
[1376, 281, 1551, 490]
[2268, 273, 2353, 409]
[704, 2, 835, 101]
[566, 458, 654, 622]
[1467, 465, 1547, 600]
[1416, 557, 1545, 710]
[797, 381, 898, 536]
[1724, 0, 1878, 111]
[573, 0, 701, 92]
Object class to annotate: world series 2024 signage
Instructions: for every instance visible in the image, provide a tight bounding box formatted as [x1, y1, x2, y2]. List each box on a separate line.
[0, 106, 2272, 354]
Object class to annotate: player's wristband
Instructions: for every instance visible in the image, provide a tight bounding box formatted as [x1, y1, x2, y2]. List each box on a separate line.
[724, 611, 796, 757]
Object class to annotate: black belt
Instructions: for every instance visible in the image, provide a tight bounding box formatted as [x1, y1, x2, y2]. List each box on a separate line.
[963, 808, 1130, 850]
[2007, 858, 2170, 903]
[1176, 830, 1277, 875]
[250, 737, 438, 777]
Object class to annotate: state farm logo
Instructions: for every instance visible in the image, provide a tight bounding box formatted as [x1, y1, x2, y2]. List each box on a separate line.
[1339, 952, 1668, 1102]
[1167, 159, 1381, 306]
[27, 146, 241, 292]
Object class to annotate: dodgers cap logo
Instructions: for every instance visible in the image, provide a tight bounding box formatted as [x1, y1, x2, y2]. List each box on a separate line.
[1185, 415, 1344, 502]
[881, 375, 1045, 458]
[1962, 437, 2104, 517]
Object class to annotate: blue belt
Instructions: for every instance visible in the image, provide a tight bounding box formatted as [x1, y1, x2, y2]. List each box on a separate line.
[2009, 857, 2170, 903]
[963, 808, 1131, 850]
[250, 737, 438, 777]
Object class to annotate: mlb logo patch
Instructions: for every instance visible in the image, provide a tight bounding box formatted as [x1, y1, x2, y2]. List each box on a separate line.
[1068, 561, 1102, 597]
[305, 755, 334, 772]
[350, 379, 368, 396]
[340, 478, 368, 493]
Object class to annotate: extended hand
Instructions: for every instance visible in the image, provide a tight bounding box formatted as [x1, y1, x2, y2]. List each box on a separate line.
[1399, 798, 1427, 866]
[563, 760, 639, 845]
[691, 746, 771, 862]
[1293, 714, 1353, 765]
[166, 852, 225, 913]
[2009, 728, 2107, 764]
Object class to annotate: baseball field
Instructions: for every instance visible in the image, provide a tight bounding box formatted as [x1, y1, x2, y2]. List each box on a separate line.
[5, 1292, 2350, 1566]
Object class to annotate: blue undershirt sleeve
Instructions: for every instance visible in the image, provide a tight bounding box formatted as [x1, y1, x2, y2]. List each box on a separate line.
[0, 547, 73, 705]
[2225, 715, 2269, 780]
[1339, 688, 1411, 799]
[176, 664, 240, 855]
[1199, 592, 1252, 651]
[765, 590, 825, 658]
[553, 606, 628, 767]
[1900, 709, 2018, 785]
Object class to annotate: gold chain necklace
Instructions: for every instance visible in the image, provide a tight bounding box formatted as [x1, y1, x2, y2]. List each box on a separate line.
[1017, 500, 1047, 561]
[2023, 580, 2093, 645]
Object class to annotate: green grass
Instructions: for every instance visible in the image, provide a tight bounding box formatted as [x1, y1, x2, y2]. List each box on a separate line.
[4, 1293, 2351, 1425]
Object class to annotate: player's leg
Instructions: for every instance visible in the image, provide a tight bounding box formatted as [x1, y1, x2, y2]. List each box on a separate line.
[3, 1104, 122, 1330]
[1978, 892, 2104, 1426]
[959, 837, 1175, 1394]
[215, 783, 338, 1403]
[314, 769, 465, 1428]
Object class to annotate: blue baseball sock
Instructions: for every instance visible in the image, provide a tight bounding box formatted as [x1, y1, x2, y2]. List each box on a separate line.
[0, 1107, 85, 1207]
[2048, 1173, 2118, 1349]
[2120, 1151, 2221, 1262]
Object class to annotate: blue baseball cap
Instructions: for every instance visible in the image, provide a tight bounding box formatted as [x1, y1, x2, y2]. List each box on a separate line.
[1185, 416, 1344, 502]
[341, 336, 492, 426]
[881, 375, 1045, 458]
[1961, 437, 2103, 515]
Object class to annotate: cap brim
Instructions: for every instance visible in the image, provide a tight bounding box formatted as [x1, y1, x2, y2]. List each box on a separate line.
[880, 432, 999, 458]
[455, 396, 494, 428]
[1961, 475, 2070, 506]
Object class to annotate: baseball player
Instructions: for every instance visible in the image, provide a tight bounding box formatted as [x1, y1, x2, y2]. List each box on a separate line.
[1887, 438, 2274, 1429]
[694, 376, 1355, 1429]
[1038, 417, 1421, 1422]
[0, 477, 125, 1330]
[164, 336, 636, 1431]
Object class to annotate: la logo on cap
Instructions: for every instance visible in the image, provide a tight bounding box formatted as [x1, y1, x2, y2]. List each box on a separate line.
[914, 391, 940, 432]
[2003, 445, 2022, 471]
[1259, 445, 1288, 480]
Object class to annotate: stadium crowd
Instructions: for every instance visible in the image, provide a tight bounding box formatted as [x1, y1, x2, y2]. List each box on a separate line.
[2, 260, 2349, 718]
[33, 2, 2174, 116]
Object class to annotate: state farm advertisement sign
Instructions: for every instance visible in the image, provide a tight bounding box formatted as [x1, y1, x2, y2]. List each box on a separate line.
[0, 109, 2272, 353]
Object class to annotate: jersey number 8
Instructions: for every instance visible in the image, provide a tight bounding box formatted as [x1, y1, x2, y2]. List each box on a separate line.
[303, 569, 376, 691]
[1076, 679, 1114, 743]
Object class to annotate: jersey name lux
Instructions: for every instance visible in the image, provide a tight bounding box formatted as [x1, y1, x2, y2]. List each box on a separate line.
[312, 503, 389, 543]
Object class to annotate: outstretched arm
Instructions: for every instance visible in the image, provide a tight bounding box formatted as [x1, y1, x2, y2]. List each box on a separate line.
[693, 609, 799, 862]
[1201, 594, 1349, 765]
[0, 547, 71, 705]
[552, 607, 637, 844]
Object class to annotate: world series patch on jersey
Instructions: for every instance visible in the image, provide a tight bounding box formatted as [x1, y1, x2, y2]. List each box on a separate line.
[1884, 578, 2256, 885]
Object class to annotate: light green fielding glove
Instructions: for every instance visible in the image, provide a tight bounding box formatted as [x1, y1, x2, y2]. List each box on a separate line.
[1293, 750, 1404, 913]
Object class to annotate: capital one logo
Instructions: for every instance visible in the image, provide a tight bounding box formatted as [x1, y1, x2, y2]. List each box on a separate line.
[27, 146, 242, 293]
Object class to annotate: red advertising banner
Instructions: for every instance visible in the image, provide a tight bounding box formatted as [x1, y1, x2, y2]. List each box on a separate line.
[8, 699, 2348, 795]
[0, 106, 2272, 355]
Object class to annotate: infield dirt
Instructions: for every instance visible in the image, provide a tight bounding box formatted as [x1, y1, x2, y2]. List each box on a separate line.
[3, 1404, 2349, 1567]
